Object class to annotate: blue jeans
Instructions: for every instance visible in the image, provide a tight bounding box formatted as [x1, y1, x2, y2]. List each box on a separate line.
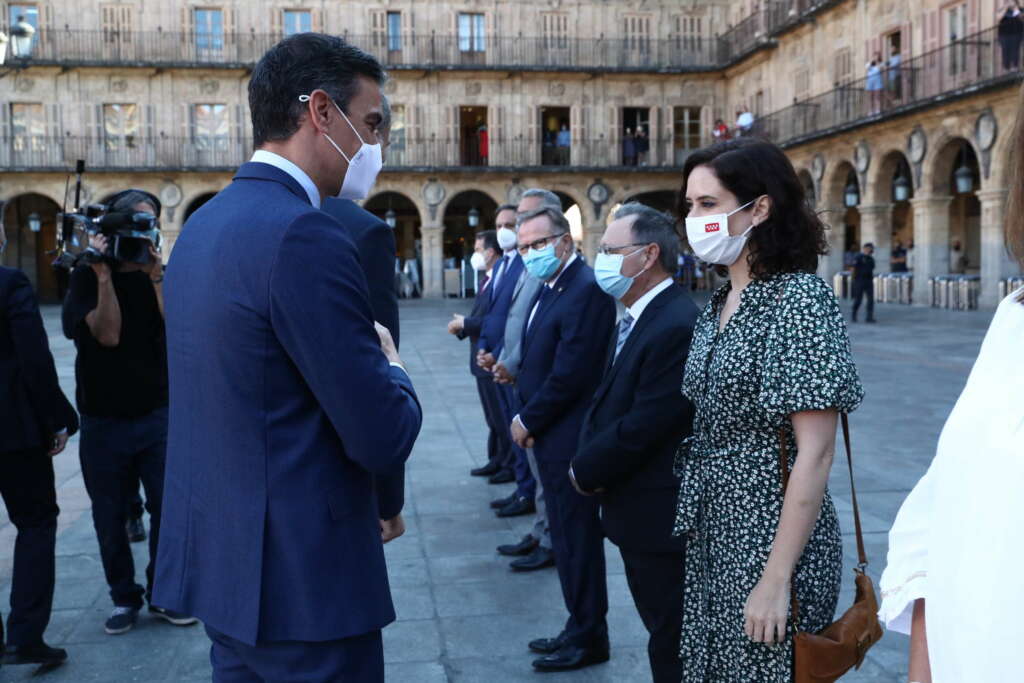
[79, 406, 167, 608]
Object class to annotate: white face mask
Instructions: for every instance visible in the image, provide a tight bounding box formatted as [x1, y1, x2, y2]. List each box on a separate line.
[684, 198, 759, 266]
[496, 227, 517, 251]
[300, 94, 383, 200]
[470, 251, 488, 272]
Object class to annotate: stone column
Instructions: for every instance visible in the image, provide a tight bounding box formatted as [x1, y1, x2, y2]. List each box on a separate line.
[909, 196, 953, 306]
[582, 221, 604, 264]
[977, 189, 1018, 308]
[857, 204, 893, 273]
[818, 206, 846, 284]
[420, 223, 444, 298]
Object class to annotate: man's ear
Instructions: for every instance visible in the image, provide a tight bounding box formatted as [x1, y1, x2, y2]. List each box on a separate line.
[306, 89, 334, 135]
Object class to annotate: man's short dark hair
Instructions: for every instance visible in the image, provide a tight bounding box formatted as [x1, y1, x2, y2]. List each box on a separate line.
[614, 202, 679, 273]
[495, 204, 517, 220]
[476, 230, 500, 254]
[249, 33, 386, 147]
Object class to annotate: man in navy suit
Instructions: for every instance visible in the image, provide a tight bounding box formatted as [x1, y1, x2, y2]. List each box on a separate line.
[510, 206, 616, 672]
[573, 203, 698, 682]
[0, 226, 79, 670]
[153, 34, 422, 682]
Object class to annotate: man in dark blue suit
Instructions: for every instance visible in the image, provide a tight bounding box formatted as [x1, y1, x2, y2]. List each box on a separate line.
[509, 206, 616, 672]
[572, 203, 698, 683]
[152, 34, 422, 682]
[0, 228, 79, 670]
[447, 230, 513, 486]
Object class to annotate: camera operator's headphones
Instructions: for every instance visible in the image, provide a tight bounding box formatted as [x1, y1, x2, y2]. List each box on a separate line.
[104, 188, 162, 218]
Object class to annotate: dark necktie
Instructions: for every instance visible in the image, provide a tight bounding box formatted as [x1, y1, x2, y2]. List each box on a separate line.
[614, 312, 634, 361]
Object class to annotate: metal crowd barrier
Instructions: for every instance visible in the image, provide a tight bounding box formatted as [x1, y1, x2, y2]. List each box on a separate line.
[998, 276, 1024, 299]
[929, 274, 981, 311]
[833, 271, 852, 299]
[874, 273, 913, 305]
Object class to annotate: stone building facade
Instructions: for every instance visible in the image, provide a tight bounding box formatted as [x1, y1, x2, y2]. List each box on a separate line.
[1, 0, 1021, 306]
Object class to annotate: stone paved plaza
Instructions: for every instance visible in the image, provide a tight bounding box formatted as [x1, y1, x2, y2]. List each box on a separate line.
[0, 294, 996, 682]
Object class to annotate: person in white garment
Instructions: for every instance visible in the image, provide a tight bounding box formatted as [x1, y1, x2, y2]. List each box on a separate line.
[878, 83, 1024, 683]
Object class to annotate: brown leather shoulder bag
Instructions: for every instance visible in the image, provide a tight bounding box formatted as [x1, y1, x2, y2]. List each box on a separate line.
[778, 414, 884, 682]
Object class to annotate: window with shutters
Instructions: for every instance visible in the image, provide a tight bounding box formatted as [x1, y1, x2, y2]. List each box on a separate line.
[194, 8, 224, 55]
[101, 4, 133, 43]
[10, 102, 45, 151]
[103, 103, 139, 150]
[283, 10, 311, 36]
[369, 10, 386, 49]
[946, 3, 967, 75]
[833, 47, 852, 84]
[671, 14, 703, 52]
[388, 104, 406, 166]
[458, 13, 485, 53]
[624, 15, 652, 53]
[794, 67, 810, 100]
[387, 12, 401, 52]
[191, 103, 229, 151]
[541, 12, 569, 50]
[673, 106, 701, 164]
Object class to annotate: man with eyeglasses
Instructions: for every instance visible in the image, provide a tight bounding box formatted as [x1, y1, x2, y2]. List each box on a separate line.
[509, 205, 615, 672]
[572, 203, 698, 682]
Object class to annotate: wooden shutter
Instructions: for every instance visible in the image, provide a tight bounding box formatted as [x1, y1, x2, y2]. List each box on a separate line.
[270, 9, 283, 38]
[370, 10, 386, 49]
[608, 106, 620, 165]
[312, 9, 324, 32]
[570, 104, 585, 166]
[181, 7, 194, 52]
[489, 104, 503, 166]
[700, 105, 713, 148]
[408, 105, 422, 165]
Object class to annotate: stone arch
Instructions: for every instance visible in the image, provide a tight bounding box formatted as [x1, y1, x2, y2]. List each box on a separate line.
[869, 150, 914, 205]
[928, 135, 980, 197]
[796, 168, 816, 208]
[930, 136, 982, 275]
[822, 159, 857, 209]
[434, 184, 504, 224]
[1, 192, 64, 303]
[363, 190, 423, 265]
[441, 189, 500, 296]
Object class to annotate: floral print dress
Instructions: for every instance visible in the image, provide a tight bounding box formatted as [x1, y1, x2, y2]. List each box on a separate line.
[673, 272, 864, 682]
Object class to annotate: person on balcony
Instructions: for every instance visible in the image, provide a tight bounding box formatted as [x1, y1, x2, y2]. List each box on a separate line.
[887, 48, 903, 104]
[712, 119, 731, 142]
[866, 54, 884, 114]
[636, 126, 650, 165]
[556, 122, 571, 165]
[735, 109, 754, 137]
[622, 127, 637, 166]
[998, 3, 1024, 71]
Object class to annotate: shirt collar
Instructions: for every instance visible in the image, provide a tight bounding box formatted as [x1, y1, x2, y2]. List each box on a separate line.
[250, 150, 321, 208]
[626, 277, 673, 322]
[547, 251, 578, 289]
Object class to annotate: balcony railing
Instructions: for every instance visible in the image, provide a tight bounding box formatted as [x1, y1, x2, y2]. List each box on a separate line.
[0, 135, 695, 172]
[0, 2, 846, 72]
[755, 24, 1023, 147]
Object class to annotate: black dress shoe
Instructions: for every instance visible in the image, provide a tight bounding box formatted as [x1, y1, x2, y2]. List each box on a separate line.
[532, 644, 610, 672]
[496, 496, 536, 518]
[510, 545, 555, 572]
[488, 468, 515, 484]
[490, 493, 516, 510]
[528, 631, 568, 654]
[3, 642, 68, 666]
[471, 462, 501, 477]
[497, 534, 538, 557]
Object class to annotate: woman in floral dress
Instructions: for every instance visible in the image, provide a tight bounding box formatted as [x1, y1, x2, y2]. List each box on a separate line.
[674, 138, 864, 681]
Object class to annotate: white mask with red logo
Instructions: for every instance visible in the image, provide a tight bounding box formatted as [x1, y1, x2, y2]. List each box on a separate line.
[684, 198, 759, 266]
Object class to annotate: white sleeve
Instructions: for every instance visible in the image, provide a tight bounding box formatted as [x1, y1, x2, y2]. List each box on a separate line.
[878, 468, 934, 634]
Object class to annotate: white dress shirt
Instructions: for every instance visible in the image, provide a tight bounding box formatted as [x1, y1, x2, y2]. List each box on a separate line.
[250, 150, 321, 208]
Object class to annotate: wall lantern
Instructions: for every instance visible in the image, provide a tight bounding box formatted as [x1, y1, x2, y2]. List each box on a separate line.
[27, 212, 41, 233]
[385, 208, 397, 229]
[467, 207, 480, 228]
[843, 180, 860, 208]
[893, 174, 911, 202]
[953, 162, 975, 194]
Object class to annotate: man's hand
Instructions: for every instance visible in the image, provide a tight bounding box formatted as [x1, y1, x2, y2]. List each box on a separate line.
[374, 322, 401, 365]
[476, 350, 495, 371]
[88, 234, 111, 279]
[380, 514, 405, 544]
[492, 362, 514, 385]
[510, 417, 534, 449]
[48, 431, 68, 457]
[446, 313, 465, 335]
[142, 244, 163, 280]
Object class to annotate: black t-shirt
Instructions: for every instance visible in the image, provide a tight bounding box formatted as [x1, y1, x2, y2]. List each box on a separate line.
[852, 253, 875, 281]
[891, 247, 908, 272]
[62, 265, 168, 418]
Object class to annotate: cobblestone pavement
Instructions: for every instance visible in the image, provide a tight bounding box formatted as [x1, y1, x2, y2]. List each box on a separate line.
[0, 294, 995, 682]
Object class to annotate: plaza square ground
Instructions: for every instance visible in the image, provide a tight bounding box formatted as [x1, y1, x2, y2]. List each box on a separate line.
[0, 293, 996, 682]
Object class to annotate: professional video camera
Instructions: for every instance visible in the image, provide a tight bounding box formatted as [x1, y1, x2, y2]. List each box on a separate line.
[54, 161, 162, 269]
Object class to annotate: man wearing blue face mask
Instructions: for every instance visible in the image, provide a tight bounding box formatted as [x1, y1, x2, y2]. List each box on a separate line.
[510, 206, 616, 673]
[153, 34, 421, 682]
[573, 203, 699, 682]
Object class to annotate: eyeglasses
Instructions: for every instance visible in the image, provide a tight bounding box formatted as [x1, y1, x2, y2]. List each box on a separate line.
[517, 232, 566, 255]
[597, 242, 649, 256]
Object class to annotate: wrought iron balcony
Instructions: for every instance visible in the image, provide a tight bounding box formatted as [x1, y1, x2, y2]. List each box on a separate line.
[0, 134, 694, 172]
[0, 2, 847, 72]
[755, 24, 1023, 148]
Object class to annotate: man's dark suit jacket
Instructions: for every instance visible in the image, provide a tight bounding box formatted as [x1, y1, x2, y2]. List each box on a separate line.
[0, 266, 78, 455]
[321, 198, 399, 349]
[573, 283, 698, 552]
[478, 252, 524, 359]
[321, 197, 404, 519]
[516, 257, 615, 462]
[153, 162, 422, 646]
[456, 273, 496, 379]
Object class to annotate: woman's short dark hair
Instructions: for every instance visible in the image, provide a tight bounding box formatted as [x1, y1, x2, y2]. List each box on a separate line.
[677, 138, 828, 279]
[249, 33, 385, 147]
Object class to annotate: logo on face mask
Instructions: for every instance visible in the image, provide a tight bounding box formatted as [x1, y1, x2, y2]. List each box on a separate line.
[705, 222, 721, 234]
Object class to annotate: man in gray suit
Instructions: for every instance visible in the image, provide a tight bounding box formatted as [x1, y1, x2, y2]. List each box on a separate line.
[486, 188, 564, 571]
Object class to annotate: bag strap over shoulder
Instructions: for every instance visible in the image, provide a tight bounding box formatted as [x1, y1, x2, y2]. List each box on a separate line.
[777, 413, 868, 627]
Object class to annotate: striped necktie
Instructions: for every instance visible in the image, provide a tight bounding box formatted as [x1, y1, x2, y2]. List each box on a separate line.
[614, 312, 634, 360]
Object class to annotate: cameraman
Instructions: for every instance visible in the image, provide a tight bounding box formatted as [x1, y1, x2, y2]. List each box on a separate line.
[61, 190, 195, 635]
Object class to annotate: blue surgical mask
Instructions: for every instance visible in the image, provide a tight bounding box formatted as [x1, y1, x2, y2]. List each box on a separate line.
[594, 248, 645, 300]
[523, 235, 565, 281]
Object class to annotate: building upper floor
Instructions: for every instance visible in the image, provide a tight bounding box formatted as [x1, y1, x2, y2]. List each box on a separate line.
[0, 0, 846, 73]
